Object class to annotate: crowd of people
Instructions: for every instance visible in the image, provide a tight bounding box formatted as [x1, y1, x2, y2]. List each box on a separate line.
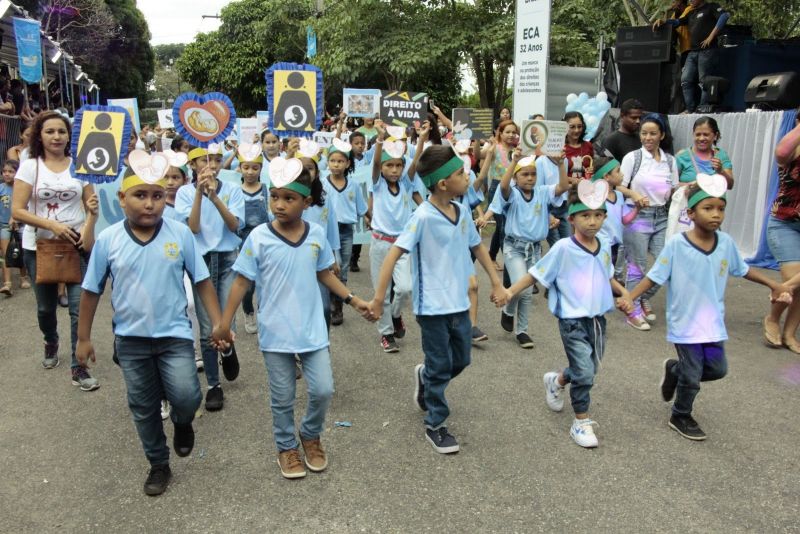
[1, 98, 799, 497]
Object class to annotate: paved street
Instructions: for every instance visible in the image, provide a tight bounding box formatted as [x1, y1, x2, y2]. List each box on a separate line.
[1, 245, 799, 533]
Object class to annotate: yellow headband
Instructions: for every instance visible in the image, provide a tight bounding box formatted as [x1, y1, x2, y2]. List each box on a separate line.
[121, 174, 167, 192]
[514, 156, 537, 173]
[188, 147, 208, 161]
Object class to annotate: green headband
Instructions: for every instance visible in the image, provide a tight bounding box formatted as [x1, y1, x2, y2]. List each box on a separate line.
[270, 181, 311, 197]
[592, 160, 620, 182]
[420, 156, 463, 188]
[687, 189, 726, 209]
[328, 145, 351, 158]
[381, 150, 405, 164]
[568, 201, 607, 216]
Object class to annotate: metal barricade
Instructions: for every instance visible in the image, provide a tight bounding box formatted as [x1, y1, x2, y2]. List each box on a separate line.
[0, 114, 23, 166]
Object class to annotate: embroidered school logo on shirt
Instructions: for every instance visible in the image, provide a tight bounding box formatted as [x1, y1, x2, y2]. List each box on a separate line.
[461, 217, 467, 234]
[222, 194, 230, 204]
[659, 257, 669, 265]
[534, 203, 542, 216]
[603, 251, 611, 267]
[719, 259, 728, 276]
[321, 207, 329, 222]
[164, 242, 179, 260]
[244, 247, 253, 256]
[348, 191, 355, 201]
[310, 241, 321, 259]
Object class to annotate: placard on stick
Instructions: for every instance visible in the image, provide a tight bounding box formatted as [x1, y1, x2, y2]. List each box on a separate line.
[452, 108, 494, 141]
[520, 120, 568, 156]
[380, 90, 429, 127]
[343, 88, 380, 118]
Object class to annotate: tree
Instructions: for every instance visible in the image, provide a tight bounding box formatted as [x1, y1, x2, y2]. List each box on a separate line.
[153, 43, 186, 66]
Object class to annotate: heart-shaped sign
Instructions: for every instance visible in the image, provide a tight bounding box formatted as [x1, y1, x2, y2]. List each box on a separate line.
[386, 125, 406, 140]
[454, 139, 471, 154]
[207, 143, 223, 155]
[298, 138, 320, 159]
[238, 143, 262, 162]
[331, 138, 352, 154]
[383, 140, 406, 160]
[269, 157, 304, 188]
[696, 173, 727, 198]
[128, 150, 169, 184]
[172, 92, 236, 147]
[577, 179, 609, 210]
[460, 155, 472, 175]
[162, 149, 188, 168]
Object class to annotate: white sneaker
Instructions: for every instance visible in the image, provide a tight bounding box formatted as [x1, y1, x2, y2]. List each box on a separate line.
[626, 313, 651, 331]
[195, 353, 204, 372]
[570, 418, 599, 448]
[244, 312, 258, 334]
[641, 300, 656, 322]
[160, 400, 171, 421]
[543, 372, 565, 412]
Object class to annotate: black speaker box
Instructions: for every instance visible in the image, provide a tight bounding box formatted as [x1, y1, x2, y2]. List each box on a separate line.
[615, 26, 673, 64]
[618, 62, 673, 115]
[744, 72, 800, 109]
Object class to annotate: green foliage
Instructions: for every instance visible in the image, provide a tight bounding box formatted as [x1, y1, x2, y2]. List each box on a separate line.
[152, 44, 186, 66]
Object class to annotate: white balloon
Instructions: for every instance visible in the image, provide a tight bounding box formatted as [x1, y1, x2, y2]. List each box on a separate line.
[596, 92, 608, 102]
[566, 93, 578, 104]
[586, 115, 600, 128]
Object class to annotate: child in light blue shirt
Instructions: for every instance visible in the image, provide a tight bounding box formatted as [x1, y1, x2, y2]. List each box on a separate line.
[630, 183, 787, 441]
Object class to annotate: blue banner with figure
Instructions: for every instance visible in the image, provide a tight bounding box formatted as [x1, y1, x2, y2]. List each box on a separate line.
[12, 17, 43, 83]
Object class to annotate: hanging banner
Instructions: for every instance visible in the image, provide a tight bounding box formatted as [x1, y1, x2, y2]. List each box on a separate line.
[520, 119, 567, 156]
[237, 118, 259, 144]
[380, 90, 429, 127]
[12, 17, 43, 84]
[171, 91, 236, 148]
[107, 98, 141, 133]
[343, 88, 381, 118]
[71, 105, 133, 183]
[157, 109, 174, 129]
[512, 0, 552, 125]
[452, 108, 494, 141]
[265, 62, 323, 137]
[306, 26, 317, 59]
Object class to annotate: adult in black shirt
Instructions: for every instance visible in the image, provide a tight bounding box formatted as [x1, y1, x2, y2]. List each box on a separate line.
[602, 99, 643, 162]
[659, 0, 730, 112]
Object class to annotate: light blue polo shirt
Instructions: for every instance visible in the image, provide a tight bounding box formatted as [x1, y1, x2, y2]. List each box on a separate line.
[233, 221, 334, 353]
[174, 180, 245, 255]
[395, 201, 482, 316]
[369, 174, 416, 237]
[324, 175, 368, 225]
[647, 231, 749, 344]
[597, 191, 632, 247]
[82, 218, 210, 340]
[491, 184, 563, 243]
[304, 203, 341, 252]
[532, 236, 615, 319]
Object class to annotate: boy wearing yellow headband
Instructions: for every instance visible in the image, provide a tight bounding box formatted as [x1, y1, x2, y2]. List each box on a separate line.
[369, 145, 505, 454]
[629, 183, 789, 441]
[76, 169, 225, 495]
[494, 186, 633, 448]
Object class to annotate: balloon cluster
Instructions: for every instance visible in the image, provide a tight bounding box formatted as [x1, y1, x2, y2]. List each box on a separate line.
[565, 92, 612, 141]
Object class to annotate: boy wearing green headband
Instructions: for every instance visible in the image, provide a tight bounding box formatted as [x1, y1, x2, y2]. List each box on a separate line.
[494, 187, 633, 448]
[629, 183, 789, 441]
[369, 145, 505, 454]
[77, 172, 225, 495]
[592, 157, 639, 282]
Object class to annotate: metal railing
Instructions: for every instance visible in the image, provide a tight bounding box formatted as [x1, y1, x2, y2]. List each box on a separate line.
[0, 113, 23, 167]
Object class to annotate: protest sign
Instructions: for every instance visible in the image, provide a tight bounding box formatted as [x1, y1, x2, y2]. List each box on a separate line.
[172, 92, 236, 147]
[256, 111, 270, 133]
[157, 109, 174, 129]
[71, 105, 132, 183]
[520, 119, 568, 156]
[266, 62, 323, 137]
[380, 90, 428, 127]
[107, 98, 141, 132]
[237, 118, 259, 144]
[451, 108, 494, 141]
[343, 88, 381, 118]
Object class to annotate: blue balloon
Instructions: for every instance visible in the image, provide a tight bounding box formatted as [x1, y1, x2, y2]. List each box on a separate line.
[565, 102, 577, 113]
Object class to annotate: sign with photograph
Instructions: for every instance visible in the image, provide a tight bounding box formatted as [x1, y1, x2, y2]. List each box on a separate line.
[520, 120, 568, 156]
[343, 88, 381, 118]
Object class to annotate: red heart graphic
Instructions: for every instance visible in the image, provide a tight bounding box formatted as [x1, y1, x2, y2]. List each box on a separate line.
[178, 99, 232, 143]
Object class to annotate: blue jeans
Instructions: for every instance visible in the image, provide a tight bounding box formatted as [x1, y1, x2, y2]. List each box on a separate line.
[369, 236, 411, 336]
[559, 316, 606, 414]
[115, 336, 202, 466]
[319, 280, 331, 330]
[503, 237, 537, 335]
[23, 249, 86, 368]
[681, 49, 718, 112]
[239, 227, 257, 316]
[547, 204, 571, 247]
[193, 250, 237, 388]
[417, 311, 472, 429]
[672, 342, 727, 416]
[623, 206, 668, 317]
[488, 180, 506, 261]
[263, 348, 334, 451]
[333, 223, 354, 303]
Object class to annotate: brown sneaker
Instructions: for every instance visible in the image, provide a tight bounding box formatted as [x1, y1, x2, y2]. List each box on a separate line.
[301, 437, 328, 472]
[277, 449, 306, 479]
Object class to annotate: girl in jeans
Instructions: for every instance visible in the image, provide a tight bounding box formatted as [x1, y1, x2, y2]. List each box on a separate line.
[619, 114, 679, 331]
[480, 120, 519, 271]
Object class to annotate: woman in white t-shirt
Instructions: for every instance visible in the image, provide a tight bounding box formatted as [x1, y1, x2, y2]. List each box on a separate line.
[11, 111, 100, 390]
[618, 114, 679, 331]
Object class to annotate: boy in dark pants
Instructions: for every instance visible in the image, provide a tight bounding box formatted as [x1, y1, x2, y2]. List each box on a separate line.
[369, 145, 504, 453]
[630, 182, 789, 440]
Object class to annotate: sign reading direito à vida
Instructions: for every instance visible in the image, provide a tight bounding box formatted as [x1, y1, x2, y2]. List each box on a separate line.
[513, 0, 552, 125]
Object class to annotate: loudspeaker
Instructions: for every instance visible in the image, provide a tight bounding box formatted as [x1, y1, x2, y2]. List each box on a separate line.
[618, 62, 673, 115]
[702, 76, 731, 105]
[744, 72, 800, 109]
[615, 26, 673, 64]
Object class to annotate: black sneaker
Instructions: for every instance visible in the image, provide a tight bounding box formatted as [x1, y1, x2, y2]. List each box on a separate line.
[425, 427, 460, 454]
[661, 359, 678, 402]
[350, 262, 360, 273]
[219, 343, 239, 382]
[205, 385, 224, 411]
[516, 332, 534, 349]
[331, 300, 344, 326]
[392, 316, 406, 339]
[143, 464, 172, 496]
[471, 326, 488, 343]
[668, 414, 707, 441]
[173, 423, 195, 457]
[413, 364, 427, 411]
[500, 311, 514, 333]
[381, 335, 399, 353]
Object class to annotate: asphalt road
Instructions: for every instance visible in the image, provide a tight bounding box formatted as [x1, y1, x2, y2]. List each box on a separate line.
[1, 243, 799, 533]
